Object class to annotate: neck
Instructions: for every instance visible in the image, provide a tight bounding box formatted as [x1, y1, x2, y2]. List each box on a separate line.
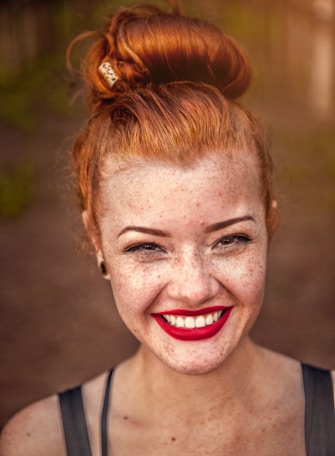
[129, 337, 264, 420]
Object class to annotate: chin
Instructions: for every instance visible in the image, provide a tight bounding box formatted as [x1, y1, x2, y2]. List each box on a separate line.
[156, 332, 252, 376]
[160, 351, 230, 376]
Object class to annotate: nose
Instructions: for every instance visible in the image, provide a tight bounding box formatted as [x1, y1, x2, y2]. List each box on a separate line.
[166, 250, 220, 306]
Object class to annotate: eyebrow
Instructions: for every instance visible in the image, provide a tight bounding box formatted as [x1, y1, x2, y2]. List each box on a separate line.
[117, 216, 254, 238]
[117, 226, 171, 238]
[205, 216, 255, 233]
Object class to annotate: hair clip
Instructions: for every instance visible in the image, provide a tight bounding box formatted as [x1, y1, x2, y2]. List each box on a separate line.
[98, 61, 119, 88]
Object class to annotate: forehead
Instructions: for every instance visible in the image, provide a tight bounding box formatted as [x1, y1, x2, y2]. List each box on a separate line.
[100, 151, 261, 212]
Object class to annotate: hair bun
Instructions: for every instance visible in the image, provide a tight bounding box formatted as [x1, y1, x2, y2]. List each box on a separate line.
[80, 4, 251, 109]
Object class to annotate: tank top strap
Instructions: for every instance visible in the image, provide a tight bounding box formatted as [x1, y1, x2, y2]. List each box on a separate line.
[58, 385, 92, 456]
[302, 363, 335, 456]
[101, 368, 114, 456]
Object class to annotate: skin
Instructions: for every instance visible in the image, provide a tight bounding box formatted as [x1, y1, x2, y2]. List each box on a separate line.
[97, 152, 268, 375]
[90, 151, 306, 454]
[0, 150, 314, 455]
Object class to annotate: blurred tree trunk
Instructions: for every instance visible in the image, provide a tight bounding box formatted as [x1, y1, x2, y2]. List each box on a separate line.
[0, 0, 97, 77]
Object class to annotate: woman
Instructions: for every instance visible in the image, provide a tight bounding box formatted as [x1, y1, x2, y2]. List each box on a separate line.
[1, 2, 334, 455]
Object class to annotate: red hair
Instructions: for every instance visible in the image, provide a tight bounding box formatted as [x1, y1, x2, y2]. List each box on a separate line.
[69, 3, 278, 241]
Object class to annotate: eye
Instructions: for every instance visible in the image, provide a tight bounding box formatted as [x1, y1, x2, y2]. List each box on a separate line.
[124, 242, 160, 252]
[123, 242, 166, 254]
[214, 234, 251, 250]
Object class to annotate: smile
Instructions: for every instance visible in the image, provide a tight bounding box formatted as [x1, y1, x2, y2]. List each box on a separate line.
[152, 306, 232, 341]
[163, 310, 222, 329]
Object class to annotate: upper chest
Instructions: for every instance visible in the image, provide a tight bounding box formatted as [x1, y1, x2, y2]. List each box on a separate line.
[105, 401, 306, 456]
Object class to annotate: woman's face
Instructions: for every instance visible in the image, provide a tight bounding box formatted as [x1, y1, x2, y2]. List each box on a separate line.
[95, 152, 269, 374]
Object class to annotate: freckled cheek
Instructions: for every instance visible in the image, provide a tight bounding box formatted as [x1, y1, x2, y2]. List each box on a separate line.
[237, 259, 267, 304]
[217, 254, 267, 302]
[109, 264, 167, 312]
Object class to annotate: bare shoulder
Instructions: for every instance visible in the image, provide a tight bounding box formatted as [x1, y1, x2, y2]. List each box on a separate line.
[258, 345, 335, 407]
[0, 394, 66, 456]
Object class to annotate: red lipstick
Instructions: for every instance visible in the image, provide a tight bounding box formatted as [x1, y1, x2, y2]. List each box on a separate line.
[152, 306, 232, 341]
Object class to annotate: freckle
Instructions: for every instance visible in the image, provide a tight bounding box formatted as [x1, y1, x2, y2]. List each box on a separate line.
[171, 436, 176, 441]
[123, 416, 128, 420]
[26, 432, 31, 437]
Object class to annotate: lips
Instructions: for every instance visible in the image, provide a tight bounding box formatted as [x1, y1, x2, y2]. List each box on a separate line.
[152, 306, 232, 341]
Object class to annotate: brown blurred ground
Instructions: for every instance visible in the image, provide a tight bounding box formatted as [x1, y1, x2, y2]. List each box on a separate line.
[0, 0, 335, 430]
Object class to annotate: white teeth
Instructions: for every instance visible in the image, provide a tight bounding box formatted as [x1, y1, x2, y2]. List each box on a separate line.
[176, 316, 184, 328]
[195, 315, 206, 328]
[185, 317, 195, 329]
[163, 310, 223, 329]
[206, 314, 214, 325]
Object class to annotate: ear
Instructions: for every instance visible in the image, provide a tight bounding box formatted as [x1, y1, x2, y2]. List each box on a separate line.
[82, 211, 111, 280]
[267, 199, 280, 244]
[96, 251, 111, 280]
[82, 210, 100, 251]
[271, 199, 278, 211]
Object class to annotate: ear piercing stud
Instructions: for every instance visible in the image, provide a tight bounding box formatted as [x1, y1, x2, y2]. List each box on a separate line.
[100, 261, 108, 276]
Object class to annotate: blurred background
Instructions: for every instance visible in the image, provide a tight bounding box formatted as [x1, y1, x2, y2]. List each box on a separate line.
[0, 0, 334, 430]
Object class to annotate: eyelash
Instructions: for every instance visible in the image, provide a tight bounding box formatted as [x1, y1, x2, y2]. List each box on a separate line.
[123, 242, 165, 254]
[123, 235, 251, 255]
[214, 234, 252, 249]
